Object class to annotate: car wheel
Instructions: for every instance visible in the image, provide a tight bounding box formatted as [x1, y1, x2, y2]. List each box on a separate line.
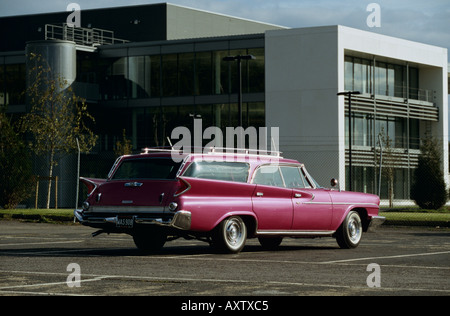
[214, 216, 247, 254]
[258, 237, 283, 250]
[335, 211, 362, 249]
[133, 229, 167, 254]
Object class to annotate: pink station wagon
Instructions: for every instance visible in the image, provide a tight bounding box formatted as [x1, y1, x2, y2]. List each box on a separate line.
[74, 148, 385, 254]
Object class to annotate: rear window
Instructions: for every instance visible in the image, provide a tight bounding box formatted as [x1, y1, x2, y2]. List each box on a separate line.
[112, 158, 182, 180]
[183, 161, 249, 183]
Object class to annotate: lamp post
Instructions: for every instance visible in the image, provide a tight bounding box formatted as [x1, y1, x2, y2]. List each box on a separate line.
[337, 90, 361, 191]
[223, 55, 256, 127]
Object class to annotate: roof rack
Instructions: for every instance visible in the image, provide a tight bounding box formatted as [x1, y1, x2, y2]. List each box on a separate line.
[141, 147, 181, 154]
[208, 147, 282, 157]
[141, 146, 282, 158]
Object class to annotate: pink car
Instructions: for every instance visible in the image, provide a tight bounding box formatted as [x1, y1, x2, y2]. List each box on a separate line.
[74, 148, 384, 254]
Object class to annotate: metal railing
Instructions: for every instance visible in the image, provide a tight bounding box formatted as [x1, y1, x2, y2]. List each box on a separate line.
[371, 85, 435, 103]
[45, 24, 129, 47]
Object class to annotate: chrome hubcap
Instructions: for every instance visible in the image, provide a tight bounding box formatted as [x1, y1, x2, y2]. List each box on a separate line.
[225, 218, 244, 248]
[348, 215, 362, 244]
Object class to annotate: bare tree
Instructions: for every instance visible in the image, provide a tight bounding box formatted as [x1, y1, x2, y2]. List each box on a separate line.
[377, 128, 395, 207]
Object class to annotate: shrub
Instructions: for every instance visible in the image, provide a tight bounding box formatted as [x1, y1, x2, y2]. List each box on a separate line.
[410, 136, 448, 210]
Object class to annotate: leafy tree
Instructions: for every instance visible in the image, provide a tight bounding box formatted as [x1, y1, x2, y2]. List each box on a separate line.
[410, 136, 448, 210]
[114, 129, 133, 157]
[0, 112, 34, 209]
[19, 54, 97, 209]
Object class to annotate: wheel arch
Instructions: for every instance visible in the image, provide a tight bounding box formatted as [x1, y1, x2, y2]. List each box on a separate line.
[350, 207, 369, 232]
[212, 212, 258, 237]
[240, 215, 258, 238]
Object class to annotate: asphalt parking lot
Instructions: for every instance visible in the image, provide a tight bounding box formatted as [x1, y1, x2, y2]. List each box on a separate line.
[0, 220, 449, 297]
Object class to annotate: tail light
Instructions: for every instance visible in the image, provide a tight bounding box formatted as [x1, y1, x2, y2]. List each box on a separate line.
[174, 178, 191, 197]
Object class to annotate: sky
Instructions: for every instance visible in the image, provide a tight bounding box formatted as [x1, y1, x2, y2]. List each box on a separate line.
[0, 0, 449, 55]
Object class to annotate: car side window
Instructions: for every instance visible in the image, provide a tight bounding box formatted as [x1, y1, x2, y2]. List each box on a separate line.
[252, 166, 284, 187]
[182, 161, 249, 183]
[280, 166, 308, 188]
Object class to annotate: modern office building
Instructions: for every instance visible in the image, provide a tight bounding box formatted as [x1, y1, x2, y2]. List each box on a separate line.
[266, 26, 448, 202]
[0, 3, 448, 207]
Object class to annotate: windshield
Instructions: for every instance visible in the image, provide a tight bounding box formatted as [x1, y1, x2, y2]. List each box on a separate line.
[111, 158, 182, 180]
[302, 166, 322, 188]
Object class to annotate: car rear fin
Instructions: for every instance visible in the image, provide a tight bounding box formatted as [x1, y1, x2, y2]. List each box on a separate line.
[80, 177, 105, 196]
[174, 177, 191, 197]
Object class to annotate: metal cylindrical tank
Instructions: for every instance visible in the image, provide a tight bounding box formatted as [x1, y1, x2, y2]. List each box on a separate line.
[25, 40, 76, 92]
[24, 40, 78, 209]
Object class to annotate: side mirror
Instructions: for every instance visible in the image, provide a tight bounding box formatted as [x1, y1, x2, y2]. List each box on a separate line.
[330, 178, 338, 187]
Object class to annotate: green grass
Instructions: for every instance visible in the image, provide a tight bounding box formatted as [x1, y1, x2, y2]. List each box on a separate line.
[0, 208, 74, 223]
[380, 209, 450, 227]
[1, 208, 449, 227]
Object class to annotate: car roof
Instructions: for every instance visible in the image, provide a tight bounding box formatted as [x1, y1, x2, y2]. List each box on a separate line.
[124, 148, 302, 166]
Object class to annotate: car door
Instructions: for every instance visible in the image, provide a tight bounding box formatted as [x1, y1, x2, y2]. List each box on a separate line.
[280, 166, 333, 231]
[251, 165, 293, 231]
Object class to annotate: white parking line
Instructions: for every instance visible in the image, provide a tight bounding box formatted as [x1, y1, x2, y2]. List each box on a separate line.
[0, 276, 106, 290]
[0, 290, 90, 296]
[266, 280, 450, 294]
[321, 250, 450, 264]
[0, 240, 83, 247]
[1, 269, 449, 295]
[128, 253, 450, 272]
[0, 247, 121, 256]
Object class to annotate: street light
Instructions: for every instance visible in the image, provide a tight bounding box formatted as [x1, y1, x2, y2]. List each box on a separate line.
[337, 90, 361, 191]
[223, 55, 256, 127]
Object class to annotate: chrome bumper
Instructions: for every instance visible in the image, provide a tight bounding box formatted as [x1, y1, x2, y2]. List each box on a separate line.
[368, 215, 386, 230]
[74, 209, 191, 231]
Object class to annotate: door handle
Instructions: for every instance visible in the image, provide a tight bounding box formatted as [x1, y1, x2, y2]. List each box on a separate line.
[256, 192, 264, 197]
[294, 193, 302, 198]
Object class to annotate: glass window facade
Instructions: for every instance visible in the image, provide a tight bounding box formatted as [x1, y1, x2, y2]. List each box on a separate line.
[346, 166, 413, 200]
[130, 102, 265, 150]
[91, 42, 265, 152]
[0, 63, 25, 107]
[99, 48, 265, 100]
[344, 56, 425, 100]
[0, 64, 4, 107]
[344, 55, 428, 199]
[98, 56, 161, 100]
[345, 114, 420, 150]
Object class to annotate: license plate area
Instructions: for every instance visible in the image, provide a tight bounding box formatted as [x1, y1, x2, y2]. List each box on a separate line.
[116, 215, 135, 228]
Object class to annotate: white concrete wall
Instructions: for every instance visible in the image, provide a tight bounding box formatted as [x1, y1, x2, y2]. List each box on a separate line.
[166, 4, 284, 40]
[265, 26, 343, 187]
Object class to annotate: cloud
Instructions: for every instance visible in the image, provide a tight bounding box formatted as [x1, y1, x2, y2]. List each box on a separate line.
[1, 0, 448, 53]
[362, 3, 450, 50]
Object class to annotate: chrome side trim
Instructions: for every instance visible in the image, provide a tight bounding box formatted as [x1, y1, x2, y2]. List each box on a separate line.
[303, 202, 379, 207]
[256, 230, 335, 237]
[334, 202, 379, 206]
